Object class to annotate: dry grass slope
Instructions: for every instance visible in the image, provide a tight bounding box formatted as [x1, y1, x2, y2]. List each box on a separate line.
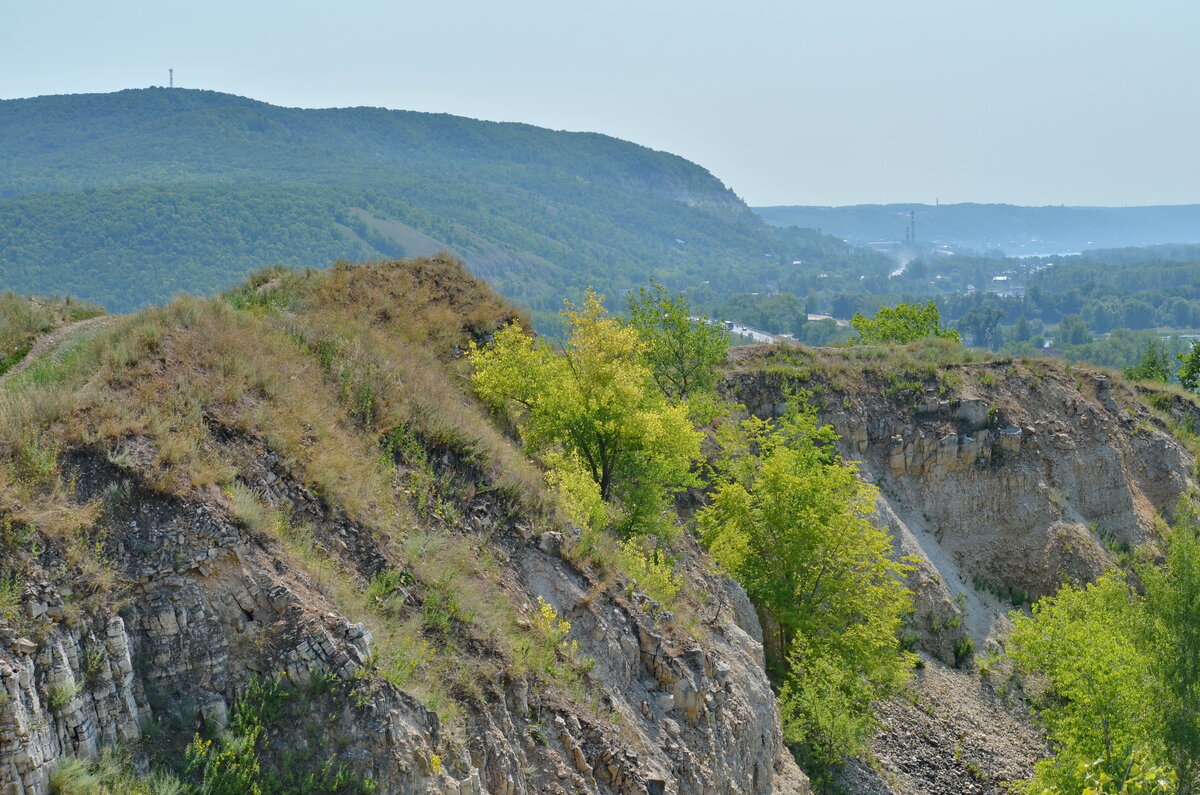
[0, 256, 571, 747]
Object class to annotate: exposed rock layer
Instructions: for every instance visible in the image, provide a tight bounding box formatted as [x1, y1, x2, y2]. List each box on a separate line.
[0, 447, 806, 794]
[726, 347, 1196, 793]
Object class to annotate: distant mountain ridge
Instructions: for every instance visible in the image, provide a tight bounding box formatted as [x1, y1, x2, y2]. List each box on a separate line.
[0, 88, 744, 210]
[754, 202, 1200, 256]
[2, 88, 851, 321]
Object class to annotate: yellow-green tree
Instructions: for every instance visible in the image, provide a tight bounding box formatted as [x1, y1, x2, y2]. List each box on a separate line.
[1008, 573, 1163, 794]
[470, 291, 702, 533]
[698, 397, 914, 785]
[851, 300, 960, 345]
[625, 281, 728, 402]
[1008, 503, 1200, 794]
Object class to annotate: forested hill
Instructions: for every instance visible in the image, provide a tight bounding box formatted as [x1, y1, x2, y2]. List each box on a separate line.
[0, 88, 863, 323]
[755, 202, 1200, 256]
[0, 89, 743, 208]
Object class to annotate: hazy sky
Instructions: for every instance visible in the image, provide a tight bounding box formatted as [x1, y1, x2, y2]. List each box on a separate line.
[4, 1, 1197, 206]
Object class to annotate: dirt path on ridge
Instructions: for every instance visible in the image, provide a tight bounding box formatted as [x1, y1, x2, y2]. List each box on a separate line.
[0, 315, 114, 387]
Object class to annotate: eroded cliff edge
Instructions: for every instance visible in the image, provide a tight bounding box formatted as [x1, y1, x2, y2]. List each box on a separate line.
[8, 263, 1196, 795]
[726, 343, 1197, 793]
[0, 259, 806, 794]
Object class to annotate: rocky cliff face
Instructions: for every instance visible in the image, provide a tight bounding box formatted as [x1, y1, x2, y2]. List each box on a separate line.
[726, 345, 1197, 793]
[1, 452, 804, 794]
[11, 266, 1194, 795]
[0, 259, 806, 795]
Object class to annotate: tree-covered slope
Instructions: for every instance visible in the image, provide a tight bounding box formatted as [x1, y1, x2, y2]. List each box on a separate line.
[0, 88, 858, 319]
[0, 89, 743, 206]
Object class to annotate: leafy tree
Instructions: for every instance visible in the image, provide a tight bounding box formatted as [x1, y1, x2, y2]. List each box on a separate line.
[625, 282, 729, 402]
[1009, 573, 1162, 794]
[1125, 339, 1173, 383]
[1055, 314, 1092, 347]
[469, 291, 702, 533]
[1008, 506, 1200, 794]
[1076, 754, 1176, 794]
[956, 306, 1005, 349]
[698, 397, 914, 786]
[850, 300, 960, 345]
[1142, 505, 1200, 792]
[1038, 328, 1189, 375]
[1178, 341, 1200, 392]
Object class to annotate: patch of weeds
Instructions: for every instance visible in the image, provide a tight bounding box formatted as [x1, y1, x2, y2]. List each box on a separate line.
[0, 572, 21, 623]
[47, 679, 83, 709]
[342, 370, 378, 427]
[971, 574, 1028, 607]
[930, 612, 961, 632]
[83, 645, 107, 682]
[50, 749, 185, 795]
[0, 345, 31, 378]
[264, 749, 377, 794]
[103, 478, 134, 504]
[1146, 391, 1175, 413]
[382, 425, 427, 467]
[377, 631, 436, 689]
[420, 584, 463, 635]
[365, 569, 414, 610]
[1098, 527, 1136, 570]
[16, 439, 58, 483]
[614, 535, 681, 610]
[223, 482, 280, 536]
[525, 596, 583, 680]
[307, 669, 339, 696]
[954, 636, 975, 668]
[182, 675, 376, 794]
[881, 372, 925, 403]
[977, 648, 1003, 679]
[107, 443, 139, 471]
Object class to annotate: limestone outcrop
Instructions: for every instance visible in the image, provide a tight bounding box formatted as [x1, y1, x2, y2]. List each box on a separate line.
[726, 347, 1197, 793]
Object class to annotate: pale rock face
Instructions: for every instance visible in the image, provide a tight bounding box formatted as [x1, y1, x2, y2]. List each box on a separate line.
[727, 356, 1196, 793]
[731, 363, 1194, 656]
[0, 618, 142, 795]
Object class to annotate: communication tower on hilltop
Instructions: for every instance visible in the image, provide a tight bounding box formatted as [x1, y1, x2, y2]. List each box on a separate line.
[169, 68, 174, 88]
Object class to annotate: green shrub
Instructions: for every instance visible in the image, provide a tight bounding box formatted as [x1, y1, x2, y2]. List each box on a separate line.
[953, 636, 975, 668]
[0, 572, 20, 623]
[614, 535, 681, 608]
[50, 750, 185, 795]
[47, 680, 82, 710]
